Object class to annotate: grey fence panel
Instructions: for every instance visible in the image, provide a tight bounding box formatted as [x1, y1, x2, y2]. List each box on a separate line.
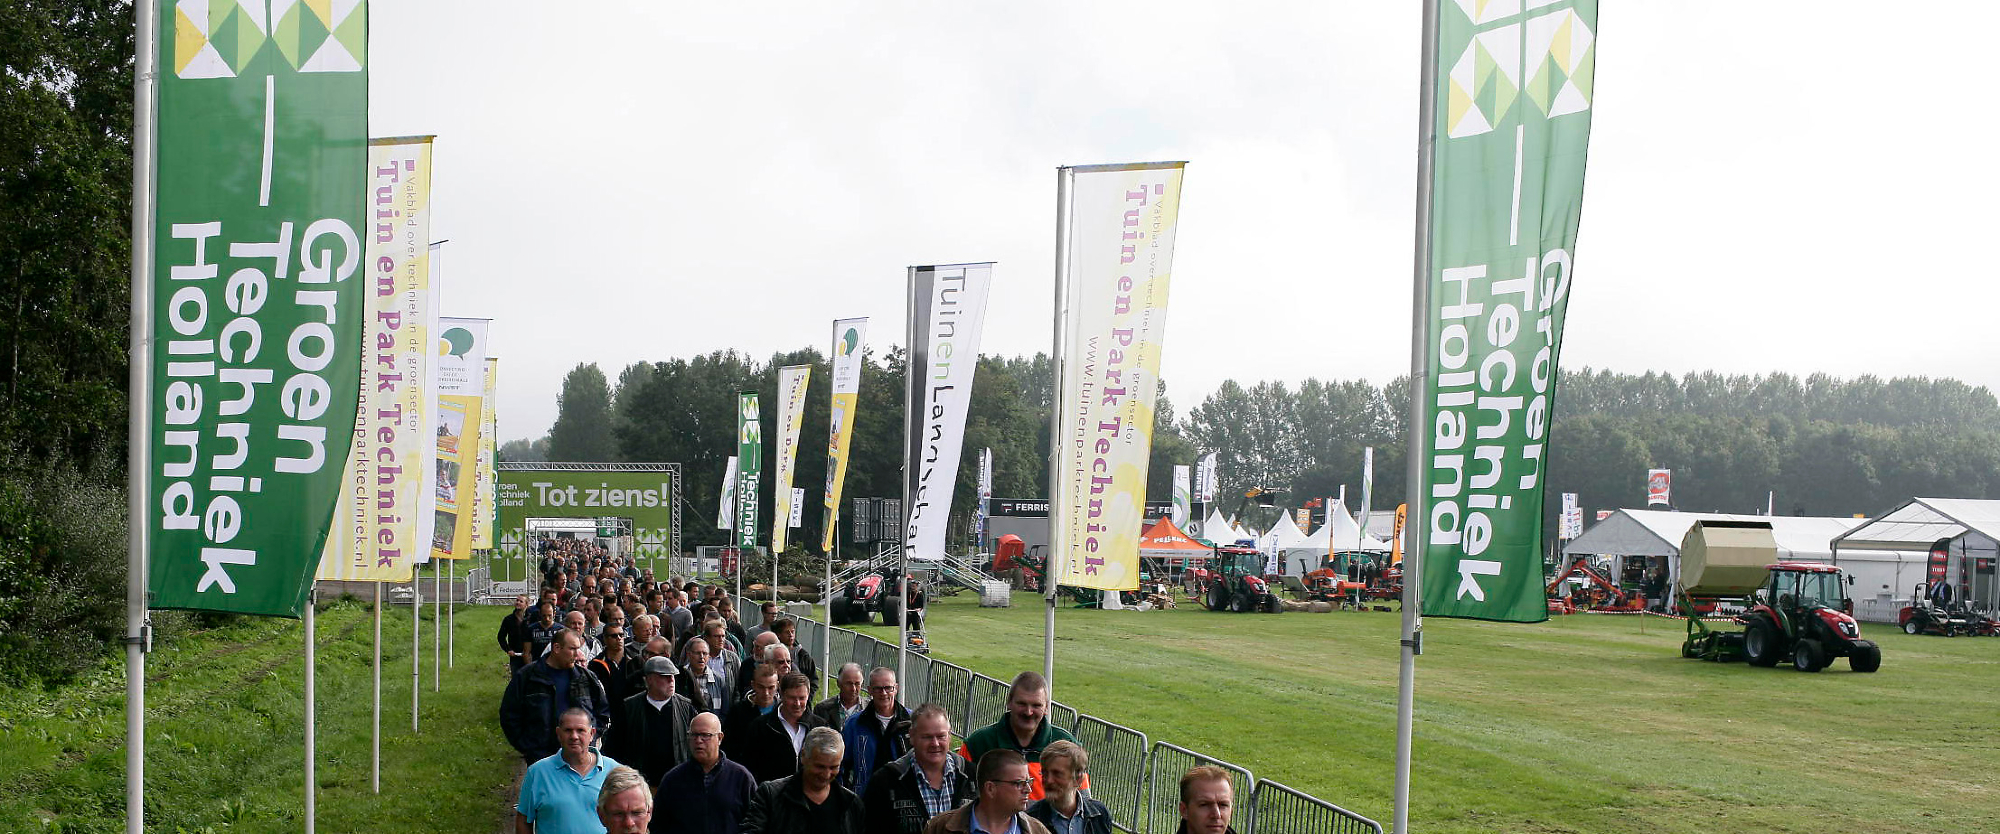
[1051, 701, 1080, 733]
[901, 651, 934, 708]
[1146, 742, 1253, 834]
[1249, 779, 1382, 834]
[927, 660, 974, 733]
[966, 673, 1011, 734]
[828, 627, 861, 680]
[1071, 716, 1148, 834]
[870, 639, 902, 676]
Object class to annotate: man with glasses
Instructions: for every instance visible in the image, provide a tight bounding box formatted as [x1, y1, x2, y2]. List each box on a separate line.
[650, 712, 754, 834]
[921, 750, 1052, 834]
[840, 666, 911, 795]
[864, 703, 975, 834]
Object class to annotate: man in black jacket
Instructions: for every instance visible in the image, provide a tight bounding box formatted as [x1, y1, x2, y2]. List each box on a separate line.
[742, 726, 863, 834]
[498, 595, 531, 674]
[864, 703, 975, 834]
[651, 711, 755, 834]
[499, 629, 611, 763]
[721, 663, 780, 761]
[602, 656, 695, 786]
[736, 672, 826, 784]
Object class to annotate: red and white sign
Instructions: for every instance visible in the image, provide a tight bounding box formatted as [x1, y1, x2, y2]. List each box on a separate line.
[1646, 469, 1672, 507]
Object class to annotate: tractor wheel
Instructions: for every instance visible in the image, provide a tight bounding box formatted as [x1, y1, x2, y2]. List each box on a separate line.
[1681, 639, 1700, 659]
[1850, 644, 1882, 673]
[880, 596, 904, 627]
[1743, 619, 1783, 667]
[1205, 582, 1229, 611]
[1229, 590, 1252, 613]
[1792, 639, 1826, 673]
[1261, 594, 1283, 614]
[1904, 619, 1922, 635]
[829, 594, 852, 625]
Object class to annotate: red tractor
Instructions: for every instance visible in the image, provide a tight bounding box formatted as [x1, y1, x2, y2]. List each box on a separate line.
[1684, 563, 1880, 673]
[1196, 544, 1283, 613]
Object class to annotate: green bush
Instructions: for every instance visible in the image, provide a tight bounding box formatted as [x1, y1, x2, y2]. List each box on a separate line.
[0, 459, 128, 685]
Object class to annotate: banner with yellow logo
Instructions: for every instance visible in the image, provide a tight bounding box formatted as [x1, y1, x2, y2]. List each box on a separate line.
[820, 318, 867, 553]
[471, 357, 499, 550]
[428, 317, 488, 560]
[1049, 163, 1185, 591]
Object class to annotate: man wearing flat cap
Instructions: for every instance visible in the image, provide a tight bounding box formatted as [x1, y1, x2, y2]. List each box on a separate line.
[603, 655, 697, 786]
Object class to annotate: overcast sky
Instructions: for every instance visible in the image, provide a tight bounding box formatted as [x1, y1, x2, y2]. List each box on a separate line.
[368, 2, 2000, 443]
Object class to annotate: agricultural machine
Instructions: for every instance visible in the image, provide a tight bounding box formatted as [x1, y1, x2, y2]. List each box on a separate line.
[1545, 555, 1646, 613]
[1897, 585, 1990, 636]
[829, 566, 909, 627]
[1296, 551, 1399, 607]
[1677, 520, 1880, 673]
[1195, 544, 1283, 613]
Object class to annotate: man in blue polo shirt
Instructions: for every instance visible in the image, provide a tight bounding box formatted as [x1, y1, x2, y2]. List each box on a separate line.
[517, 708, 622, 834]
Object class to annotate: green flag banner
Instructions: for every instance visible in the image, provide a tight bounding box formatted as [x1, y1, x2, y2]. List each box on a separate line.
[735, 391, 762, 551]
[1419, 0, 1595, 622]
[147, 3, 370, 617]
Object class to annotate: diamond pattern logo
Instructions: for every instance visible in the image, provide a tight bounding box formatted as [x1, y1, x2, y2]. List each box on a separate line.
[1445, 0, 1592, 137]
[173, 1, 269, 79]
[1525, 9, 1594, 117]
[274, 0, 367, 73]
[1447, 28, 1520, 138]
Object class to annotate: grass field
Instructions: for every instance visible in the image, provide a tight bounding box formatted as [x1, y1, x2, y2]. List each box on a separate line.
[2, 590, 1995, 833]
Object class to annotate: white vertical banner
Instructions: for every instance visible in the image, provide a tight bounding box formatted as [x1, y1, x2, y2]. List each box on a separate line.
[1359, 446, 1375, 541]
[716, 456, 738, 530]
[903, 263, 994, 562]
[1561, 492, 1582, 539]
[770, 365, 812, 554]
[976, 447, 994, 552]
[1049, 162, 1187, 591]
[1198, 451, 1218, 503]
[1171, 465, 1191, 528]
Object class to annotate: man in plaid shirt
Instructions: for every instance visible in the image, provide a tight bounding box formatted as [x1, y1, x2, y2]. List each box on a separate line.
[862, 704, 975, 834]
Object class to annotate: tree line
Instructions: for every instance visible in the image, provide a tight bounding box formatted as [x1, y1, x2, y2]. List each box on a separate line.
[511, 352, 2000, 553]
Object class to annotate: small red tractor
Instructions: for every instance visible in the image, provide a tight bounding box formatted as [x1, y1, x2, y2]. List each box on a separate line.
[1195, 544, 1283, 613]
[1676, 520, 1880, 673]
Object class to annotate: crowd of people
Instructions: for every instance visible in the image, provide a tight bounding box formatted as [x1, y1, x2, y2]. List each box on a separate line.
[497, 538, 1237, 834]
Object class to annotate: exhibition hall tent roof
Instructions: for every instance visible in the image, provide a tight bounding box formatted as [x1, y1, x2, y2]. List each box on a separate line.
[1561, 509, 1882, 561]
[1829, 497, 2000, 553]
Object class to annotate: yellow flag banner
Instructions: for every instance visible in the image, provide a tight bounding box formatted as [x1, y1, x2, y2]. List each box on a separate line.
[429, 317, 488, 560]
[1050, 162, 1186, 591]
[821, 319, 868, 552]
[471, 357, 499, 550]
[317, 137, 432, 583]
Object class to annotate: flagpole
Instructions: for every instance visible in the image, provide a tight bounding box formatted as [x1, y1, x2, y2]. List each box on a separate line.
[1043, 165, 1073, 695]
[448, 560, 455, 668]
[124, 3, 159, 830]
[433, 561, 441, 691]
[372, 580, 382, 793]
[1395, 3, 1442, 833]
[897, 269, 916, 693]
[303, 585, 316, 834]
[412, 568, 421, 730]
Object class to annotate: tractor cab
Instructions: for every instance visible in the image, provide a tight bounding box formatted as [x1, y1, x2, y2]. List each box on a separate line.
[1761, 563, 1853, 617]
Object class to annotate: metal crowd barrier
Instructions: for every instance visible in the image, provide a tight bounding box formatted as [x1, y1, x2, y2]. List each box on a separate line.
[1250, 778, 1382, 834]
[775, 612, 1382, 834]
[1146, 741, 1254, 834]
[1072, 715, 1149, 834]
[901, 650, 934, 708]
[927, 660, 974, 733]
[1051, 700, 1080, 733]
[966, 672, 1011, 734]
